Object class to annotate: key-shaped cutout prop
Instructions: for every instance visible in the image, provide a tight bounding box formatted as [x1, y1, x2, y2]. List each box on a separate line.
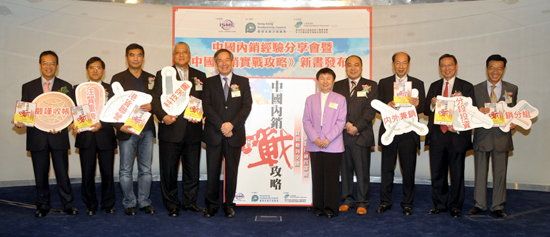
[435, 96, 493, 131]
[160, 66, 192, 116]
[371, 89, 428, 146]
[495, 100, 538, 132]
[100, 81, 152, 123]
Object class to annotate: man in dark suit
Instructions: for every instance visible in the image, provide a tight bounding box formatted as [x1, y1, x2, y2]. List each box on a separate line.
[469, 54, 518, 218]
[202, 49, 252, 218]
[112, 43, 156, 216]
[74, 57, 117, 216]
[16, 50, 78, 217]
[333, 55, 377, 216]
[152, 42, 207, 217]
[376, 52, 425, 216]
[424, 54, 475, 218]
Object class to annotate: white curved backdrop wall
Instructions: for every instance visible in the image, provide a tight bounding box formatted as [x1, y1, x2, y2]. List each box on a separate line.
[0, 0, 548, 188]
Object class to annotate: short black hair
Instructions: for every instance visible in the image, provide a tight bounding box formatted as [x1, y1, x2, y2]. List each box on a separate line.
[345, 55, 363, 66]
[39, 50, 58, 64]
[392, 52, 410, 63]
[315, 67, 336, 81]
[439, 54, 457, 65]
[486, 54, 507, 68]
[86, 56, 105, 69]
[214, 48, 234, 60]
[126, 43, 144, 56]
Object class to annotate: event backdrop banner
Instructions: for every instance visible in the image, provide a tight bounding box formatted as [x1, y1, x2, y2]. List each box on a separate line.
[173, 7, 372, 206]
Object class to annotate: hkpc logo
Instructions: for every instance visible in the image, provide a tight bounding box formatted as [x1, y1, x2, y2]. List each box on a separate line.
[219, 19, 235, 31]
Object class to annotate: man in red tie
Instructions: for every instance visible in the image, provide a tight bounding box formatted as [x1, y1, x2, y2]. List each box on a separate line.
[424, 54, 475, 218]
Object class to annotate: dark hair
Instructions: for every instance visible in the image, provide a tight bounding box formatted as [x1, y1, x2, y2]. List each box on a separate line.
[126, 43, 144, 56]
[86, 56, 105, 69]
[486, 54, 507, 68]
[439, 54, 457, 65]
[39, 50, 58, 64]
[315, 67, 336, 80]
[214, 48, 234, 60]
[392, 52, 410, 63]
[345, 55, 363, 66]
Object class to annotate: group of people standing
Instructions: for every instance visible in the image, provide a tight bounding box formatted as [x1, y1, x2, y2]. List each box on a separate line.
[16, 42, 252, 219]
[15, 42, 517, 221]
[303, 52, 517, 219]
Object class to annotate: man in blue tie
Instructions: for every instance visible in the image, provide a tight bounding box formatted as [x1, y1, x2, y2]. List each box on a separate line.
[202, 49, 253, 218]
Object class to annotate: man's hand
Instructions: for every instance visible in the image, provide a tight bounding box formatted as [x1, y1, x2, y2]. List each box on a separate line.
[346, 123, 359, 136]
[221, 122, 234, 135]
[223, 130, 233, 138]
[163, 115, 177, 125]
[430, 97, 437, 108]
[409, 97, 419, 107]
[90, 122, 102, 132]
[479, 107, 491, 114]
[388, 100, 396, 108]
[140, 103, 152, 112]
[12, 120, 24, 129]
[120, 125, 135, 135]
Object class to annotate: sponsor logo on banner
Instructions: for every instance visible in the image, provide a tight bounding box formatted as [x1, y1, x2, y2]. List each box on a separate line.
[294, 18, 329, 34]
[251, 195, 259, 202]
[235, 193, 245, 201]
[245, 23, 256, 33]
[219, 18, 235, 31]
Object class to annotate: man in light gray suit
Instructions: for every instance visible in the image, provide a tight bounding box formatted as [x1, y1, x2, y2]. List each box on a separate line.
[469, 54, 518, 218]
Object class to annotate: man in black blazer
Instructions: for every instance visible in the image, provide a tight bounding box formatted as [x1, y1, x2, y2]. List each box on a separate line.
[202, 49, 252, 218]
[376, 52, 425, 216]
[333, 55, 377, 215]
[152, 42, 207, 217]
[424, 54, 475, 218]
[74, 57, 117, 216]
[112, 43, 156, 216]
[16, 50, 78, 217]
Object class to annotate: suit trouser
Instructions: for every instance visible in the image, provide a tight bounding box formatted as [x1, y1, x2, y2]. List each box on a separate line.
[205, 139, 241, 211]
[474, 150, 508, 211]
[311, 152, 342, 214]
[31, 148, 74, 210]
[341, 143, 371, 207]
[79, 145, 115, 211]
[380, 137, 417, 208]
[159, 139, 201, 210]
[429, 143, 465, 210]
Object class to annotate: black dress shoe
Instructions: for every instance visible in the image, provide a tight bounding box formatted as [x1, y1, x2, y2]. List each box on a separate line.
[224, 206, 236, 218]
[376, 204, 392, 214]
[140, 205, 155, 215]
[491, 210, 508, 218]
[203, 208, 217, 218]
[468, 207, 485, 215]
[34, 209, 49, 218]
[183, 204, 205, 213]
[63, 207, 79, 215]
[403, 207, 413, 216]
[86, 209, 96, 216]
[168, 208, 180, 217]
[450, 208, 461, 218]
[428, 208, 447, 214]
[104, 208, 115, 214]
[313, 209, 325, 217]
[124, 207, 136, 216]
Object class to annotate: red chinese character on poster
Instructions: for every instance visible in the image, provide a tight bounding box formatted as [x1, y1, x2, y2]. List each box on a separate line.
[244, 128, 294, 169]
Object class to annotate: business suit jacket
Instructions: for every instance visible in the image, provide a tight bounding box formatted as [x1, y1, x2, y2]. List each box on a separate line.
[21, 77, 73, 151]
[424, 78, 475, 151]
[110, 69, 156, 141]
[302, 91, 347, 153]
[473, 80, 518, 152]
[152, 66, 206, 143]
[202, 73, 252, 147]
[74, 82, 117, 150]
[333, 78, 378, 148]
[377, 75, 425, 147]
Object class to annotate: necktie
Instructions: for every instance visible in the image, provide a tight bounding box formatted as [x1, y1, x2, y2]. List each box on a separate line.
[43, 81, 50, 93]
[440, 81, 449, 133]
[350, 80, 357, 96]
[490, 85, 497, 103]
[223, 77, 229, 101]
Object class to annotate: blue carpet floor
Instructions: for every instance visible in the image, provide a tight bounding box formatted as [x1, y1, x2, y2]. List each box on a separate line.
[0, 181, 549, 237]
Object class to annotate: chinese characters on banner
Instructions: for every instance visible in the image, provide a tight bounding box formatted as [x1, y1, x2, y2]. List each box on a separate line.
[173, 7, 372, 205]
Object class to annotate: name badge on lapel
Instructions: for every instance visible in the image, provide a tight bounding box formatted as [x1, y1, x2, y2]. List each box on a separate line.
[230, 84, 241, 98]
[328, 102, 338, 109]
[356, 91, 367, 97]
